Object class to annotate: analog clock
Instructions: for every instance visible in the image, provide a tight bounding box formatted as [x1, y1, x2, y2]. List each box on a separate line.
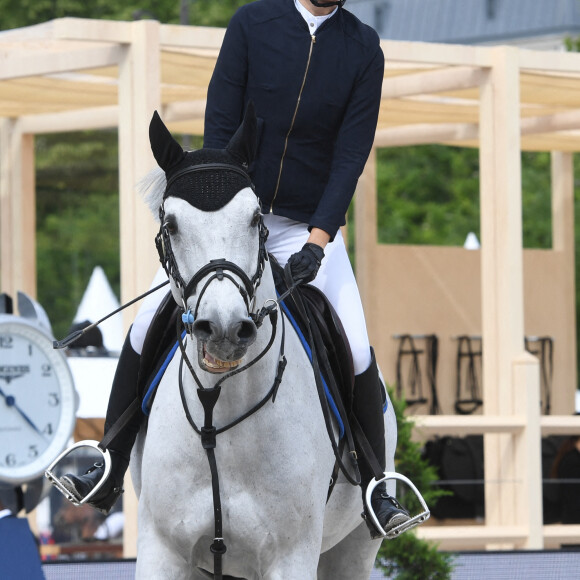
[0, 313, 77, 485]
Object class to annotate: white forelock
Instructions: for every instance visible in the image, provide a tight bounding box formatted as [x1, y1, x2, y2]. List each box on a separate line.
[137, 166, 166, 222]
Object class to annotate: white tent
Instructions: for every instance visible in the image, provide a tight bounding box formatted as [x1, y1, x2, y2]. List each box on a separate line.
[73, 265, 124, 353]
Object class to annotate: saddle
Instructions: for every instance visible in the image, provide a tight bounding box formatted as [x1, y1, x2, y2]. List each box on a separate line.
[138, 256, 356, 426]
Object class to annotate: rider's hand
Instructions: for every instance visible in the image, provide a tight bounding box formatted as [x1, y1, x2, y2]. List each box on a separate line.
[287, 243, 325, 285]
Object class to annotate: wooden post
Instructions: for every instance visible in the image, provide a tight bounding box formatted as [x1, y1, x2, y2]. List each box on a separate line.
[478, 46, 542, 548]
[512, 352, 543, 548]
[0, 119, 36, 298]
[117, 19, 161, 558]
[354, 149, 377, 318]
[551, 151, 577, 410]
[118, 19, 161, 327]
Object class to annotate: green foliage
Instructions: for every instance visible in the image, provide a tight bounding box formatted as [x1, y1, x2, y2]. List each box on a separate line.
[37, 193, 120, 339]
[565, 36, 580, 52]
[188, 0, 254, 27]
[35, 131, 120, 339]
[376, 145, 554, 250]
[376, 531, 454, 580]
[0, 0, 179, 30]
[0, 0, 252, 30]
[377, 388, 454, 579]
[521, 151, 552, 249]
[376, 145, 480, 246]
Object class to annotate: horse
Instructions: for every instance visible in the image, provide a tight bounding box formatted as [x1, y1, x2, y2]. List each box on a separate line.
[129, 106, 415, 580]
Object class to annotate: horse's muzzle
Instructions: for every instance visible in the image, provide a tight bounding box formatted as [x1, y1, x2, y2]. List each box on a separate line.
[193, 318, 257, 373]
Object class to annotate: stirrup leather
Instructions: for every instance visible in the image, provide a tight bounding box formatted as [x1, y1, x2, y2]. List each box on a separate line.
[45, 440, 112, 506]
[365, 471, 430, 539]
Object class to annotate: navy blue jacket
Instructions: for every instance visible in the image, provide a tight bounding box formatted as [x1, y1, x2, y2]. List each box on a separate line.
[204, 0, 384, 240]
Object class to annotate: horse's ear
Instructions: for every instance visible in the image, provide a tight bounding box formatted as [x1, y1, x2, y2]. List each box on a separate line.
[226, 101, 258, 168]
[149, 110, 186, 172]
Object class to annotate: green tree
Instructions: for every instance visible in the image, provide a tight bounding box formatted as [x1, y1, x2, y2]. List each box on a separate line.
[35, 130, 120, 339]
[376, 389, 454, 579]
[376, 145, 481, 247]
[376, 145, 553, 250]
[0, 0, 251, 31]
[0, 0, 178, 30]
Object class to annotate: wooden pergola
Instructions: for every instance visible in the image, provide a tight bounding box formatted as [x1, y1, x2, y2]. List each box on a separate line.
[2, 17, 580, 554]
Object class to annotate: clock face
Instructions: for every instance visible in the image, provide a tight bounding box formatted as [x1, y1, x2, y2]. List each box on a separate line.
[0, 318, 77, 484]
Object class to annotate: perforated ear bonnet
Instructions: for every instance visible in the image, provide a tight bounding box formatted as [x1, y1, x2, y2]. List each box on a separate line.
[164, 148, 254, 212]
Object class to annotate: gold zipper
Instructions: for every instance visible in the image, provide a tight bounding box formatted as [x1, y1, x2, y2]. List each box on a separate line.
[270, 34, 316, 212]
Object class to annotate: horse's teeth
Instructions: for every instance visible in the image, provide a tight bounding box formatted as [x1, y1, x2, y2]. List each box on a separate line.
[203, 356, 241, 369]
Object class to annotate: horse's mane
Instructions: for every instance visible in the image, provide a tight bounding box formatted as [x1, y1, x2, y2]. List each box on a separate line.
[137, 166, 166, 222]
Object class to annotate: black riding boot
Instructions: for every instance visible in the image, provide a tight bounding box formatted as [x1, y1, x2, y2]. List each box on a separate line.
[353, 348, 410, 539]
[59, 332, 142, 515]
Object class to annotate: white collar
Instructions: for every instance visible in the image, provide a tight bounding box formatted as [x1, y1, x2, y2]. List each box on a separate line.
[0, 509, 13, 520]
[294, 0, 337, 33]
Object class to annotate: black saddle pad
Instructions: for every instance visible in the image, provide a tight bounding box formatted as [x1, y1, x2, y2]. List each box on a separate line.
[270, 257, 355, 414]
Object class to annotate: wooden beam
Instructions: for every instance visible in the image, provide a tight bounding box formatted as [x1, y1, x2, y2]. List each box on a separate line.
[381, 40, 493, 68]
[0, 19, 56, 41]
[412, 415, 526, 436]
[374, 122, 478, 147]
[521, 109, 580, 135]
[543, 525, 580, 548]
[163, 99, 206, 122]
[19, 106, 118, 134]
[518, 46, 580, 73]
[479, 45, 531, 547]
[417, 524, 580, 550]
[413, 414, 580, 437]
[354, 150, 377, 319]
[0, 119, 36, 299]
[373, 108, 580, 149]
[512, 352, 543, 548]
[381, 66, 487, 100]
[0, 44, 126, 80]
[52, 17, 133, 43]
[19, 100, 207, 134]
[118, 20, 161, 321]
[117, 19, 161, 559]
[417, 525, 528, 550]
[52, 17, 226, 50]
[550, 151, 577, 414]
[160, 25, 225, 50]
[541, 415, 580, 435]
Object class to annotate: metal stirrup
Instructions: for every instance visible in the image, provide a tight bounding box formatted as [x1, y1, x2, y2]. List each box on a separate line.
[365, 471, 430, 539]
[45, 440, 112, 506]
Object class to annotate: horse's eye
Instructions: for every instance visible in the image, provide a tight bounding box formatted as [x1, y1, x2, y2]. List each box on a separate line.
[164, 215, 178, 236]
[250, 211, 261, 228]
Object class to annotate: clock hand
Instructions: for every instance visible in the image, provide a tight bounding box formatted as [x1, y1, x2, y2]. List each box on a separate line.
[0, 386, 47, 439]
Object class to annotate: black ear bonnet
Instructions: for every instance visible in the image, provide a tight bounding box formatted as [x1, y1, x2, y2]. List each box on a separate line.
[162, 149, 254, 212]
[149, 103, 258, 212]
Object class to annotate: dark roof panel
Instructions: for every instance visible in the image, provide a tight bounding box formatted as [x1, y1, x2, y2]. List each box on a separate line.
[348, 0, 580, 44]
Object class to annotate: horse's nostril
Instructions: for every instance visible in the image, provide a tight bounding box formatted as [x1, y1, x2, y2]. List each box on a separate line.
[235, 320, 257, 344]
[192, 319, 214, 341]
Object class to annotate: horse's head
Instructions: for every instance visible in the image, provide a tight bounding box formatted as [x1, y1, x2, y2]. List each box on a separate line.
[146, 104, 267, 374]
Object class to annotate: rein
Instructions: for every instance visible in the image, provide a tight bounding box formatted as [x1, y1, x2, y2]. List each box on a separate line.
[156, 161, 288, 578]
[176, 279, 287, 580]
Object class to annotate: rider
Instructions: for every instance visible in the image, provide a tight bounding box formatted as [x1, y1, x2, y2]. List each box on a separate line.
[58, 0, 411, 538]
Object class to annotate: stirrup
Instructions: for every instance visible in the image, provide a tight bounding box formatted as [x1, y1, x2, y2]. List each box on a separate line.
[365, 471, 430, 539]
[45, 440, 112, 506]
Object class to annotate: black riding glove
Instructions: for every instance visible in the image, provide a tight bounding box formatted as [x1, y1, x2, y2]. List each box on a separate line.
[287, 242, 325, 285]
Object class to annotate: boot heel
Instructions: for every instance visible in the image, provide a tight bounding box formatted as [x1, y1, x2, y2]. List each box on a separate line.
[45, 440, 112, 506]
[364, 472, 430, 539]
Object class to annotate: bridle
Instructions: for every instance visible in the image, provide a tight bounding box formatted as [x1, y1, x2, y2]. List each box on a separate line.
[155, 162, 290, 579]
[155, 163, 269, 321]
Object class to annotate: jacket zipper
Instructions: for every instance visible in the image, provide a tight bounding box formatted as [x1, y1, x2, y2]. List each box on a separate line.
[270, 34, 316, 212]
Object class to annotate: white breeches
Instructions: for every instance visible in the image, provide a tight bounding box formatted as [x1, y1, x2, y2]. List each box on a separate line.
[130, 214, 372, 375]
